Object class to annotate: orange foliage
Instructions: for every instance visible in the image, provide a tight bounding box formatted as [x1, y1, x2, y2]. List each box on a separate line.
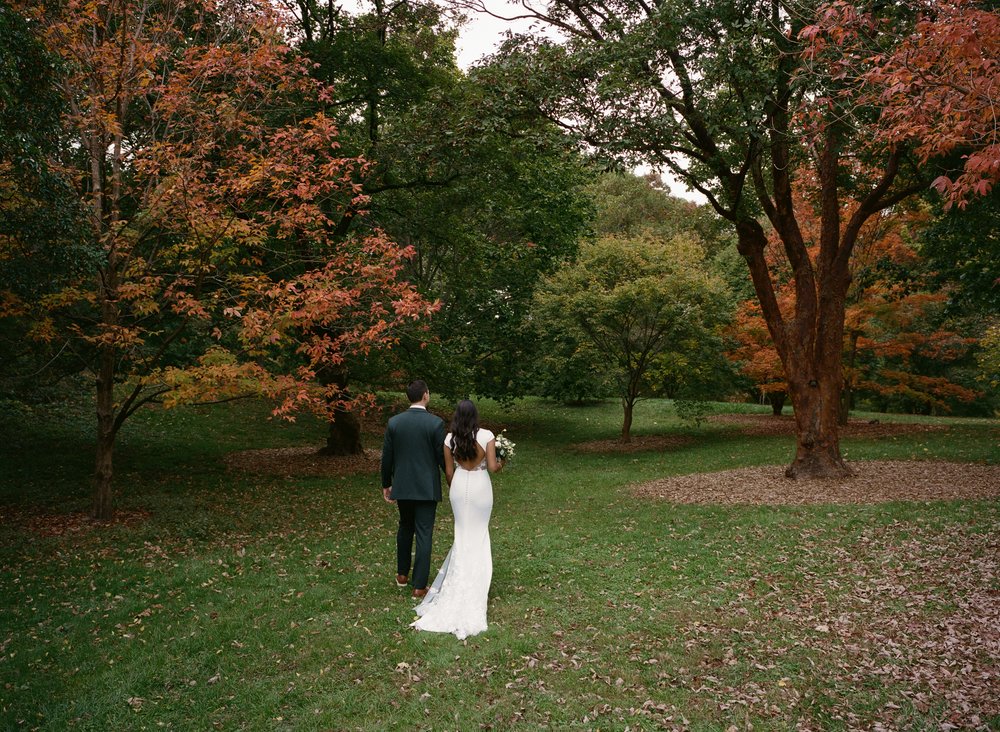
[728, 183, 978, 411]
[8, 0, 437, 418]
[804, 0, 1000, 208]
[727, 301, 787, 396]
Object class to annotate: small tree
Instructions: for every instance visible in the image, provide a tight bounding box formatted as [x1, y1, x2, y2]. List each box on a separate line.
[534, 235, 730, 441]
[727, 301, 790, 416]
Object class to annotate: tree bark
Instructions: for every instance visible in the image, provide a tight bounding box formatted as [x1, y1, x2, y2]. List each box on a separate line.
[783, 262, 852, 478]
[320, 405, 364, 456]
[93, 329, 116, 520]
[736, 222, 852, 479]
[317, 365, 364, 456]
[93, 420, 115, 520]
[620, 399, 634, 443]
[784, 367, 851, 479]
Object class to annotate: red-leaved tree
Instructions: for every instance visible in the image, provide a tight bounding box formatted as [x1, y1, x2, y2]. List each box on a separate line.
[860, 0, 1000, 207]
[6, 0, 436, 519]
[728, 182, 978, 419]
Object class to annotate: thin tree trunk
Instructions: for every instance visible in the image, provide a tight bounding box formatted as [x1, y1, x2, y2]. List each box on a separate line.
[93, 423, 115, 519]
[90, 105, 117, 516]
[320, 406, 363, 456]
[840, 330, 859, 425]
[93, 333, 116, 520]
[620, 399, 634, 442]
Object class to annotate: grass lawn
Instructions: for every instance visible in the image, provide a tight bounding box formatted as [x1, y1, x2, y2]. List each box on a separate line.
[1, 396, 998, 730]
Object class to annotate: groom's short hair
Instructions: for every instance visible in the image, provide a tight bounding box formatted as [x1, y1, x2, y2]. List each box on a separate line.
[406, 380, 428, 404]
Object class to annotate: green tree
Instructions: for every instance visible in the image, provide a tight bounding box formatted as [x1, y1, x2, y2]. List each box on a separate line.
[294, 1, 592, 425]
[919, 191, 1000, 317]
[548, 171, 741, 405]
[0, 2, 93, 397]
[483, 0, 956, 477]
[534, 234, 730, 441]
[588, 172, 733, 257]
[978, 323, 1000, 400]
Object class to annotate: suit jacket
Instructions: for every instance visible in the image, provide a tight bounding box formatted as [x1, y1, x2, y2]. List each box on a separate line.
[381, 407, 446, 501]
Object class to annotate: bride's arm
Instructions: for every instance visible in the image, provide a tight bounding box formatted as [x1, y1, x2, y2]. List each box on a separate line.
[443, 444, 455, 485]
[486, 439, 502, 473]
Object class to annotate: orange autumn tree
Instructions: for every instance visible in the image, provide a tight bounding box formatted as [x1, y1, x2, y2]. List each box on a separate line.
[727, 301, 791, 416]
[5, 0, 435, 519]
[728, 185, 977, 420]
[860, 0, 1000, 208]
[807, 0, 1000, 207]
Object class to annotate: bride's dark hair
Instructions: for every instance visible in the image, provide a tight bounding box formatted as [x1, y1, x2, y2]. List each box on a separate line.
[449, 399, 480, 462]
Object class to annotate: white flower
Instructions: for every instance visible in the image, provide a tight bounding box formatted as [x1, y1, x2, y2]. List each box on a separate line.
[495, 431, 516, 463]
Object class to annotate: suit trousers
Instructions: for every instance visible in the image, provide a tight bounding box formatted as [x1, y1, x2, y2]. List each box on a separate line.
[396, 499, 437, 589]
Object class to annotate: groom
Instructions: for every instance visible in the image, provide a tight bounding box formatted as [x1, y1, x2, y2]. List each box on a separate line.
[380, 380, 446, 599]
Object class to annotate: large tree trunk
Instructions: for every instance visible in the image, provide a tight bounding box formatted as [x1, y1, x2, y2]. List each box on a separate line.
[784, 367, 851, 479]
[736, 219, 852, 479]
[320, 406, 363, 456]
[317, 365, 364, 456]
[783, 248, 852, 478]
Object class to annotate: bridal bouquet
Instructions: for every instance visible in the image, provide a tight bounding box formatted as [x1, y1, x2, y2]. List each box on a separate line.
[495, 431, 516, 465]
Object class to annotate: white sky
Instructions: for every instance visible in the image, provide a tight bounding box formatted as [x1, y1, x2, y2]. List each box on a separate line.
[451, 3, 707, 204]
[453, 2, 538, 69]
[353, 2, 690, 204]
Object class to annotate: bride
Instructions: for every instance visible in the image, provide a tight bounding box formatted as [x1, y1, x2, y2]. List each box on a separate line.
[412, 399, 502, 639]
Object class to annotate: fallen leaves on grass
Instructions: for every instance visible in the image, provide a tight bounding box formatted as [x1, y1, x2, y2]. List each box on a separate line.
[708, 414, 948, 438]
[573, 435, 695, 454]
[0, 507, 152, 537]
[633, 460, 1000, 505]
[223, 447, 380, 477]
[664, 520, 1000, 730]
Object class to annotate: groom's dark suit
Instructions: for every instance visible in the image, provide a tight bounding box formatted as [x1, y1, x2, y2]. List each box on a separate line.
[381, 406, 446, 591]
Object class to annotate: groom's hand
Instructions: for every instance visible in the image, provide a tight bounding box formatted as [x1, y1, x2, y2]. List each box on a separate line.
[382, 487, 395, 504]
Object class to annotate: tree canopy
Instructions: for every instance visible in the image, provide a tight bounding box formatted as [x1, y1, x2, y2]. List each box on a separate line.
[479, 0, 994, 476]
[3, 0, 435, 517]
[294, 0, 594, 409]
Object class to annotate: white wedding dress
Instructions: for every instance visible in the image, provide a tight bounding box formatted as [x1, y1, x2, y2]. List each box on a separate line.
[412, 428, 494, 639]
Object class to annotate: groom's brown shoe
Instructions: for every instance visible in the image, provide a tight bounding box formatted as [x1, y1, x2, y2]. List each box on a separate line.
[412, 588, 428, 599]
[396, 574, 408, 587]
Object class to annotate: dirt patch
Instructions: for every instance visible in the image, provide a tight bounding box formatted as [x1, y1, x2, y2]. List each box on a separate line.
[708, 413, 950, 438]
[220, 409, 519, 479]
[223, 446, 381, 477]
[573, 435, 695, 454]
[0, 507, 153, 537]
[633, 460, 1000, 505]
